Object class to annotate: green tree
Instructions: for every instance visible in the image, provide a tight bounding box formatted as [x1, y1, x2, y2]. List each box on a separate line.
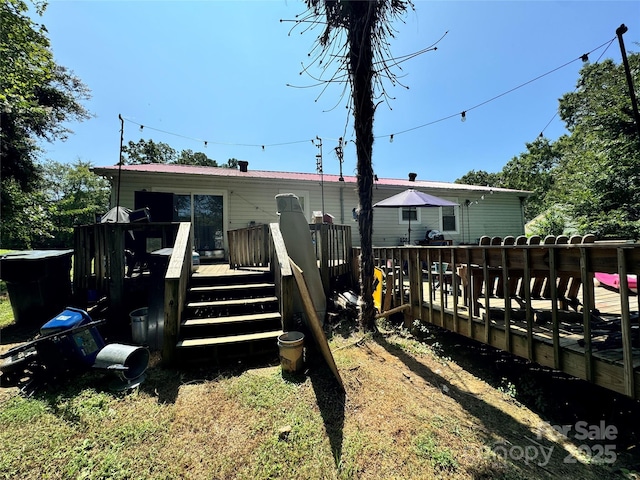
[40, 159, 110, 247]
[0, 178, 54, 249]
[455, 170, 502, 188]
[176, 149, 218, 167]
[500, 137, 562, 222]
[1, 0, 90, 248]
[122, 139, 240, 168]
[121, 139, 177, 165]
[225, 158, 239, 169]
[304, 0, 413, 330]
[555, 54, 640, 239]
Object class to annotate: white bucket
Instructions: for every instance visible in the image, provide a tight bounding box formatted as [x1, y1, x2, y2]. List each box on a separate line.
[130, 307, 148, 345]
[277, 331, 305, 373]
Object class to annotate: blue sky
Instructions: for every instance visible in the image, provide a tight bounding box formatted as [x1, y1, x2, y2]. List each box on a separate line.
[38, 0, 638, 182]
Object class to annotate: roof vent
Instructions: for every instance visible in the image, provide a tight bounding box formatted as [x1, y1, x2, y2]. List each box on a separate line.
[408, 172, 417, 181]
[238, 160, 249, 172]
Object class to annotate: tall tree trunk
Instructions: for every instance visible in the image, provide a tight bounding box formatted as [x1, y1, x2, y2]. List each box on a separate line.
[348, 2, 377, 331]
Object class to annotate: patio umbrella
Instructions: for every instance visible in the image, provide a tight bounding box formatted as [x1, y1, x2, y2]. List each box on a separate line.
[100, 206, 131, 224]
[373, 189, 458, 244]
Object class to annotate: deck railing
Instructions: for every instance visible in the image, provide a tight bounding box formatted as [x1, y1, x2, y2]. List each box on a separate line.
[73, 222, 179, 309]
[268, 223, 294, 331]
[162, 222, 192, 364]
[309, 223, 353, 293]
[227, 224, 270, 269]
[227, 223, 353, 293]
[357, 242, 640, 399]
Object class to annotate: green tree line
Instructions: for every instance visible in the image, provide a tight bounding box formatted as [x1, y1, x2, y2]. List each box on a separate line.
[456, 52, 640, 240]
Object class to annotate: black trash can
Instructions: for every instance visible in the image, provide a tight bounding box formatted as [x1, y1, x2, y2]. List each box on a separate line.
[0, 250, 74, 326]
[147, 248, 174, 350]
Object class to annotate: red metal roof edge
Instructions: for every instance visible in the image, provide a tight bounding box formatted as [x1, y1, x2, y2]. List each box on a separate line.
[92, 163, 530, 195]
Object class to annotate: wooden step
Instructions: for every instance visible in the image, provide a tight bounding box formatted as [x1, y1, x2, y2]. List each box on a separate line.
[182, 312, 281, 328]
[186, 296, 278, 309]
[177, 329, 283, 348]
[190, 283, 274, 294]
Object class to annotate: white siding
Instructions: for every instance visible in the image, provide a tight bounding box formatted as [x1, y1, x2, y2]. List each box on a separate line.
[110, 171, 525, 248]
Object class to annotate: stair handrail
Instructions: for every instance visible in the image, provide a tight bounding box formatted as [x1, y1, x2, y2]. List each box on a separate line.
[269, 223, 294, 331]
[162, 222, 192, 364]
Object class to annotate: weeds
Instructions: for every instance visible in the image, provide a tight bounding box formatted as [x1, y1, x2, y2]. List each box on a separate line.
[414, 432, 459, 472]
[498, 378, 518, 399]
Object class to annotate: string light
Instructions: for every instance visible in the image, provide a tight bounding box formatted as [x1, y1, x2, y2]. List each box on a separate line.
[119, 37, 615, 154]
[381, 37, 615, 140]
[538, 38, 614, 138]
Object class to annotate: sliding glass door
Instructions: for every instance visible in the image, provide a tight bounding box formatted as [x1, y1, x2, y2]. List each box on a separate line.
[175, 194, 224, 253]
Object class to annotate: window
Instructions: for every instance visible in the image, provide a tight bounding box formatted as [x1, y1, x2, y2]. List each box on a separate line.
[401, 207, 418, 222]
[442, 206, 457, 232]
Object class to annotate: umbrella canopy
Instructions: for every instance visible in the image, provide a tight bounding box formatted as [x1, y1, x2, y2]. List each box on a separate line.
[100, 206, 132, 224]
[373, 189, 458, 244]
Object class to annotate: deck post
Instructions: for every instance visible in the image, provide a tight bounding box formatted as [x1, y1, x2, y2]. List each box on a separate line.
[522, 247, 534, 361]
[580, 248, 593, 382]
[409, 248, 422, 327]
[617, 247, 635, 397]
[451, 248, 459, 332]
[482, 246, 491, 344]
[162, 222, 192, 365]
[501, 248, 512, 353]
[465, 249, 473, 337]
[548, 247, 561, 370]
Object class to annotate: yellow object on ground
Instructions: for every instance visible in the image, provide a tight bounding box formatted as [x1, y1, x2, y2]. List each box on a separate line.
[373, 267, 384, 311]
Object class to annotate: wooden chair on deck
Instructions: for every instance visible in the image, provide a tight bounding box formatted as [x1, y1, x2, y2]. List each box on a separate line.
[485, 237, 503, 296]
[562, 234, 595, 310]
[507, 236, 528, 300]
[518, 235, 541, 299]
[495, 236, 515, 297]
[542, 235, 569, 298]
[531, 236, 556, 298]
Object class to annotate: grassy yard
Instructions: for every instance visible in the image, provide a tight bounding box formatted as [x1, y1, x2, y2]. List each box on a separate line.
[1, 318, 639, 480]
[0, 250, 14, 329]
[0, 295, 13, 329]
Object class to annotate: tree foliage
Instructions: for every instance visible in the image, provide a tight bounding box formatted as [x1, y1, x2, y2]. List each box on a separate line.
[454, 170, 502, 188]
[40, 160, 111, 247]
[456, 52, 640, 239]
[121, 138, 238, 168]
[1, 0, 91, 248]
[555, 55, 640, 239]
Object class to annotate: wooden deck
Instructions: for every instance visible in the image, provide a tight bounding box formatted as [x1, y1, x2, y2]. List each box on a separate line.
[194, 262, 269, 277]
[418, 276, 640, 397]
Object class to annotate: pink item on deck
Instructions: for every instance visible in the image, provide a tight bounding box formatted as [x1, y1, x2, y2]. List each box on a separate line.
[594, 272, 638, 293]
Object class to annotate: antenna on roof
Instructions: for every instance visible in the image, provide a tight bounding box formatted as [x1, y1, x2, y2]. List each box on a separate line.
[315, 136, 325, 219]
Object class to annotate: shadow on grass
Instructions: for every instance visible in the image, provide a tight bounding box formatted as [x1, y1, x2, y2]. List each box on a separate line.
[372, 332, 617, 479]
[308, 353, 346, 469]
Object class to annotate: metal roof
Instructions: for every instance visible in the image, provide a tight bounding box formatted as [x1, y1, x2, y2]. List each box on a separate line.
[92, 163, 530, 194]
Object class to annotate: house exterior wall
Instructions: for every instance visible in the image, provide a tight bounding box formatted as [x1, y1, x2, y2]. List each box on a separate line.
[102, 167, 527, 250]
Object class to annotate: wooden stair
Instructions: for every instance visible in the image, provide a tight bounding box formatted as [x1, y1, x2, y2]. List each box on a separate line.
[177, 270, 283, 364]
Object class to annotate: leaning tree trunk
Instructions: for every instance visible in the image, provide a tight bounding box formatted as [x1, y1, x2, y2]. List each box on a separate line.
[349, 2, 377, 331]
